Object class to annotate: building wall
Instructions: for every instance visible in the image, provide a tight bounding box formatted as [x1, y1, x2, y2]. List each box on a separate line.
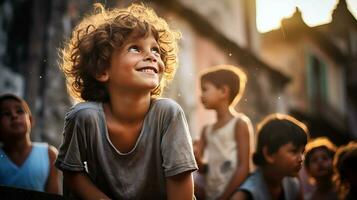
[261, 32, 347, 118]
[179, 0, 247, 48]
[304, 40, 346, 116]
[261, 37, 309, 112]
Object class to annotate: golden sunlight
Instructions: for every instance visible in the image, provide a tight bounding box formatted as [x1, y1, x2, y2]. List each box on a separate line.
[257, 0, 357, 33]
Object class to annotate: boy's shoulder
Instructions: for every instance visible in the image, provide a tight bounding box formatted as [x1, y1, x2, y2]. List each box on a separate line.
[31, 142, 49, 148]
[240, 169, 300, 199]
[65, 101, 102, 120]
[151, 98, 182, 112]
[235, 112, 251, 122]
[239, 169, 266, 197]
[241, 169, 263, 186]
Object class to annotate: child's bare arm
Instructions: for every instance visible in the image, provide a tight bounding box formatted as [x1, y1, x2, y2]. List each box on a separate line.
[166, 171, 194, 200]
[45, 145, 59, 194]
[195, 126, 207, 173]
[219, 117, 252, 200]
[230, 191, 248, 200]
[63, 171, 111, 200]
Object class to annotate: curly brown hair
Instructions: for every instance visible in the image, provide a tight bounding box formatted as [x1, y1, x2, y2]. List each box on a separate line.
[60, 3, 181, 102]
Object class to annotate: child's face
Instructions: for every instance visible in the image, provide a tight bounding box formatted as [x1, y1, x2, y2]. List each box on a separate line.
[102, 31, 164, 94]
[0, 99, 31, 140]
[269, 142, 305, 177]
[200, 81, 223, 109]
[307, 147, 334, 179]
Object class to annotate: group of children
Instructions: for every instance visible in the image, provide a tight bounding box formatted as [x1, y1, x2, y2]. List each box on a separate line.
[1, 3, 357, 200]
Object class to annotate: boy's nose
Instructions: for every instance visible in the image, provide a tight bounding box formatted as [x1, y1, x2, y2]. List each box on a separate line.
[298, 154, 303, 163]
[316, 157, 326, 163]
[9, 111, 18, 119]
[144, 52, 157, 62]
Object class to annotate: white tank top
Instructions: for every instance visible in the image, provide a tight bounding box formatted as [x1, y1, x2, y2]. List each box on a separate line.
[204, 117, 239, 199]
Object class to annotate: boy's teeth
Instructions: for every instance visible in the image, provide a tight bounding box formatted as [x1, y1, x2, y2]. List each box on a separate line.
[141, 69, 154, 72]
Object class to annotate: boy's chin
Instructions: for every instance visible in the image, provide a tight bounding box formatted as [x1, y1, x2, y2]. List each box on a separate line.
[287, 170, 300, 177]
[289, 173, 299, 177]
[202, 105, 214, 109]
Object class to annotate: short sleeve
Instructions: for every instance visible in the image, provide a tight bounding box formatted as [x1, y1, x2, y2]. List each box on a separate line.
[160, 101, 198, 177]
[55, 108, 94, 172]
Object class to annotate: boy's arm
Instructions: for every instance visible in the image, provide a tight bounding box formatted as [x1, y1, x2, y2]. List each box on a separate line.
[194, 126, 207, 173]
[166, 171, 194, 200]
[219, 117, 252, 200]
[45, 145, 60, 194]
[63, 170, 111, 200]
[230, 191, 248, 200]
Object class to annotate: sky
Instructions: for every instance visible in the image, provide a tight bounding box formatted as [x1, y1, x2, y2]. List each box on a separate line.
[256, 0, 357, 33]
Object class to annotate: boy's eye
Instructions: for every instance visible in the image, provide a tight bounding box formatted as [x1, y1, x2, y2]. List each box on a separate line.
[289, 147, 300, 154]
[128, 45, 140, 52]
[16, 109, 25, 115]
[151, 47, 161, 56]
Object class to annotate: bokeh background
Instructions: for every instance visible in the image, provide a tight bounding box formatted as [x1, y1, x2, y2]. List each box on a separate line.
[0, 0, 356, 148]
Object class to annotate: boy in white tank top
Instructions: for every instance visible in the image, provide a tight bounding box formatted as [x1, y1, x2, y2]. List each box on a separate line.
[194, 65, 254, 200]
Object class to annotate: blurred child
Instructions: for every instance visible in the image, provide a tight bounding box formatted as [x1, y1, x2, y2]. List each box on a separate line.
[194, 65, 254, 200]
[303, 137, 338, 200]
[0, 93, 59, 194]
[231, 113, 309, 200]
[55, 3, 197, 199]
[334, 141, 357, 200]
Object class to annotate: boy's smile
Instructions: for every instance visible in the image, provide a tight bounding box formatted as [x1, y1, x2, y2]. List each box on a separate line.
[102, 31, 164, 93]
[136, 65, 158, 74]
[135, 66, 159, 78]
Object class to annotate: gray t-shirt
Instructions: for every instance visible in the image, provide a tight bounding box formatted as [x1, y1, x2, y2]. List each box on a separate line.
[55, 98, 198, 199]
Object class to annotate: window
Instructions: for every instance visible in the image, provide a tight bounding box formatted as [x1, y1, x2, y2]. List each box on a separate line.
[306, 53, 328, 111]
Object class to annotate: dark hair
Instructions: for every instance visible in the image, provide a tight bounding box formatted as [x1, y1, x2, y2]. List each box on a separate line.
[200, 65, 246, 106]
[334, 141, 357, 198]
[253, 113, 309, 166]
[304, 137, 337, 168]
[0, 93, 32, 117]
[60, 3, 180, 102]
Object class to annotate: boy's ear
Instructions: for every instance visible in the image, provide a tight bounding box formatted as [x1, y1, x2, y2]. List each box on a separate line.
[263, 146, 275, 164]
[220, 85, 230, 97]
[29, 116, 35, 128]
[96, 70, 109, 82]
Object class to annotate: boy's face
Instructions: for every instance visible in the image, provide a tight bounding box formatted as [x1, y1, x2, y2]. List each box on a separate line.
[269, 142, 304, 177]
[0, 99, 32, 141]
[100, 31, 164, 94]
[200, 81, 224, 109]
[306, 147, 334, 179]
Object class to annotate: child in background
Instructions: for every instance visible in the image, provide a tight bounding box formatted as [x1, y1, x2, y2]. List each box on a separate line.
[55, 3, 197, 199]
[231, 113, 309, 200]
[194, 65, 254, 200]
[303, 137, 338, 200]
[0, 93, 59, 194]
[334, 141, 357, 200]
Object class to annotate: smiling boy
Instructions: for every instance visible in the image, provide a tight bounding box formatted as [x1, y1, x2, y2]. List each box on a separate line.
[55, 4, 197, 199]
